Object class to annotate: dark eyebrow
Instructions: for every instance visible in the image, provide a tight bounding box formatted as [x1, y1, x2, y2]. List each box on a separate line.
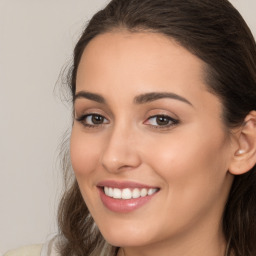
[74, 91, 106, 104]
[134, 92, 193, 106]
[74, 91, 192, 106]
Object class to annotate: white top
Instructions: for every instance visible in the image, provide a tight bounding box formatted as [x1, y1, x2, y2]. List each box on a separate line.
[3, 244, 42, 256]
[3, 236, 59, 256]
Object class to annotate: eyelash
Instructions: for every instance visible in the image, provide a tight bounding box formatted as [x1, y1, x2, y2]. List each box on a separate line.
[75, 113, 179, 129]
[75, 113, 109, 128]
[144, 115, 179, 129]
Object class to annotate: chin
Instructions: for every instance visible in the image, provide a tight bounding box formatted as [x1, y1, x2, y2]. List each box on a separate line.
[99, 223, 154, 247]
[105, 236, 151, 248]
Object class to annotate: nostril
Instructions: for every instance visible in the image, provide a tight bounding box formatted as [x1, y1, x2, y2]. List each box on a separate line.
[100, 133, 142, 173]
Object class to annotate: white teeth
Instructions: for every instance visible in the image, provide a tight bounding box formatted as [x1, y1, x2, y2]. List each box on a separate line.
[113, 188, 122, 199]
[122, 188, 132, 199]
[132, 188, 140, 198]
[148, 188, 157, 195]
[108, 187, 113, 197]
[140, 188, 148, 197]
[104, 187, 109, 195]
[103, 187, 158, 199]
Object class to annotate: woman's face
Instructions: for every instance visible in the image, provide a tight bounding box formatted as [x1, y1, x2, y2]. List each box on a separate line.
[71, 32, 234, 250]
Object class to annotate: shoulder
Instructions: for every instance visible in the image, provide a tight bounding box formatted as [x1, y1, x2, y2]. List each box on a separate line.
[3, 235, 61, 256]
[3, 244, 43, 256]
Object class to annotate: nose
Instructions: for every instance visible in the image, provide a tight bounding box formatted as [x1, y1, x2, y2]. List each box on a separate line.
[100, 124, 141, 173]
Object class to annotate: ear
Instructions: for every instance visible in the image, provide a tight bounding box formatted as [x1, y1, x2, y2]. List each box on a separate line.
[229, 111, 256, 175]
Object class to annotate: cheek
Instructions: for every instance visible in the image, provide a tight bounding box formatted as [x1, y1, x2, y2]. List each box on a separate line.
[70, 127, 101, 178]
[143, 124, 230, 189]
[140, 126, 232, 231]
[70, 127, 104, 212]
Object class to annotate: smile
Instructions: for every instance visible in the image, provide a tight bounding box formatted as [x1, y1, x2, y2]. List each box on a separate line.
[103, 187, 158, 200]
[97, 181, 160, 213]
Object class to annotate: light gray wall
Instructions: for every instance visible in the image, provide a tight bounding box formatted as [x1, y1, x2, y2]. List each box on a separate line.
[0, 0, 108, 254]
[0, 0, 255, 254]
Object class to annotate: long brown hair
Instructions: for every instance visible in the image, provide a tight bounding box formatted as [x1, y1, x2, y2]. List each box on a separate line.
[58, 0, 256, 255]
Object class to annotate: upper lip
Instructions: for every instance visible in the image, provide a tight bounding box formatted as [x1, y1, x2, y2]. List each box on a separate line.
[97, 180, 159, 189]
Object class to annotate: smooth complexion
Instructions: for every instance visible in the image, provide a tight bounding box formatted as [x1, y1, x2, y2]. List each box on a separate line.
[70, 31, 236, 256]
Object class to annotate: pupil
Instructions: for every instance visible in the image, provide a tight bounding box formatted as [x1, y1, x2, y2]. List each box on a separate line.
[156, 116, 169, 125]
[92, 115, 103, 124]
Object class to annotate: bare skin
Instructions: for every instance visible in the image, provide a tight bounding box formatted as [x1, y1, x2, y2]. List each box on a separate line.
[71, 31, 243, 256]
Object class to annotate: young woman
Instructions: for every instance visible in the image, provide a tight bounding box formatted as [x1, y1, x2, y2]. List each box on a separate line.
[54, 0, 256, 255]
[6, 0, 256, 255]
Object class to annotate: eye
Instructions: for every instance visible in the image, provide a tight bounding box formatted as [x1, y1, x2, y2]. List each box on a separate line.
[76, 113, 109, 127]
[144, 115, 179, 128]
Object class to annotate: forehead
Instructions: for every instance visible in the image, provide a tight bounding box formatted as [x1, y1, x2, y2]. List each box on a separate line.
[77, 31, 206, 88]
[78, 31, 204, 74]
[76, 31, 220, 111]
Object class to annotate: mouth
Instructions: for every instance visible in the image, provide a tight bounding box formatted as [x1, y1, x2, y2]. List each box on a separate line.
[97, 181, 160, 213]
[102, 186, 158, 199]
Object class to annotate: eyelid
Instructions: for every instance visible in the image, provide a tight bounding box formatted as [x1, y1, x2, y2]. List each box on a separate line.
[143, 114, 180, 129]
[74, 107, 110, 120]
[76, 113, 107, 120]
[75, 113, 110, 128]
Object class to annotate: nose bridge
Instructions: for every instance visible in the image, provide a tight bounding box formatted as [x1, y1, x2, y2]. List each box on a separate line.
[101, 119, 141, 173]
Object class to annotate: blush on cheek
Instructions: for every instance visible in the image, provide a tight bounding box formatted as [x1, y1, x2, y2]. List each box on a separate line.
[70, 134, 98, 176]
[148, 132, 224, 185]
[70, 148, 98, 176]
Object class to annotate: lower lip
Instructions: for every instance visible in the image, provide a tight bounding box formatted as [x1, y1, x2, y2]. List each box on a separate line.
[98, 188, 157, 213]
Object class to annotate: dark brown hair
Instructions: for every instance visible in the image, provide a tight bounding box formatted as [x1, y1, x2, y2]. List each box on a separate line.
[58, 0, 256, 255]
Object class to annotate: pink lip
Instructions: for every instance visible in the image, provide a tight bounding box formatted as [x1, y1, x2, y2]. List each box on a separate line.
[97, 180, 159, 213]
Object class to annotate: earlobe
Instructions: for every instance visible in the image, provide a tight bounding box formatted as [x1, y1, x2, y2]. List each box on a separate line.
[235, 149, 246, 156]
[229, 111, 256, 175]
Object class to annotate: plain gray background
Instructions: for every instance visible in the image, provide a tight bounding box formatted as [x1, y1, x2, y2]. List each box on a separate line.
[0, 0, 255, 254]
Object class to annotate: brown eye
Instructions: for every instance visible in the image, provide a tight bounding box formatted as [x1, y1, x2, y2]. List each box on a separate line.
[144, 115, 179, 128]
[91, 115, 105, 124]
[156, 116, 170, 126]
[76, 113, 109, 127]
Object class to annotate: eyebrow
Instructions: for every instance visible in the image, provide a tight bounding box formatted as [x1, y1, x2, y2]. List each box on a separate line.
[134, 92, 193, 106]
[74, 91, 106, 104]
[74, 91, 193, 106]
